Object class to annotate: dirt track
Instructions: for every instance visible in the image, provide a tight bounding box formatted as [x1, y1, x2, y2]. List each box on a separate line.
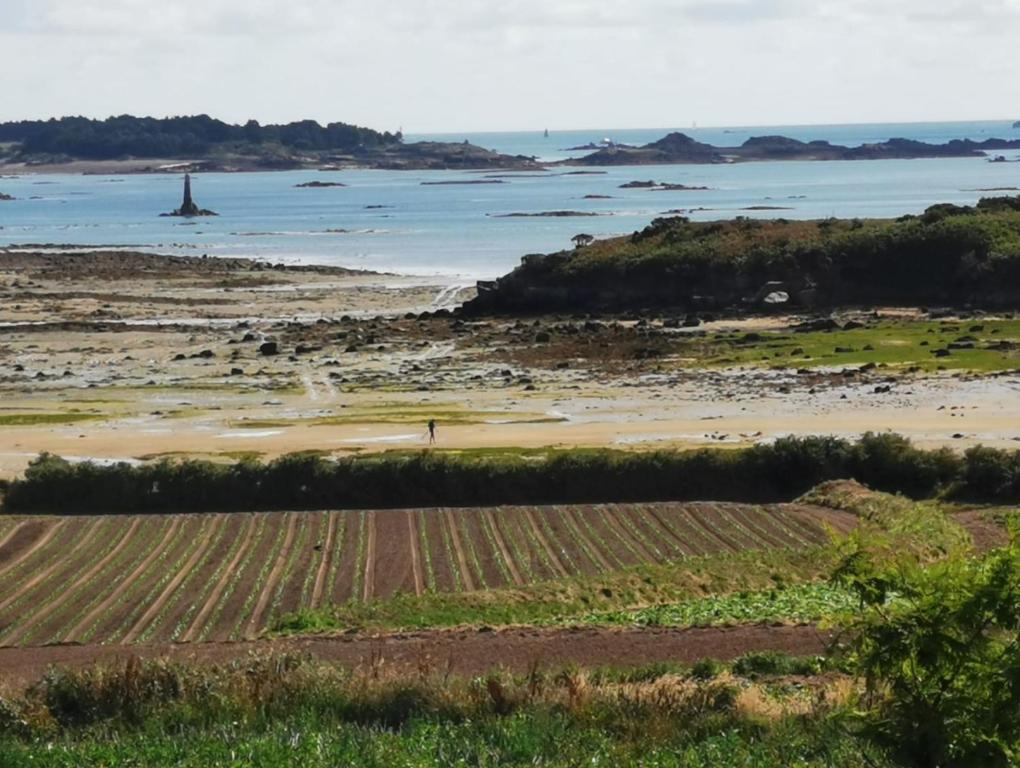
[0, 623, 832, 692]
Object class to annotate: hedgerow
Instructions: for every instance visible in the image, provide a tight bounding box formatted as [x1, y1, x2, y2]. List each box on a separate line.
[5, 433, 1019, 514]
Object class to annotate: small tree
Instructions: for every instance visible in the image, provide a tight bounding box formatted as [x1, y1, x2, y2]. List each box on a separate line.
[832, 528, 1020, 767]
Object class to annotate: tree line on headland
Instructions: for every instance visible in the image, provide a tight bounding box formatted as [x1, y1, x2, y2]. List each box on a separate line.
[465, 196, 1020, 314]
[0, 114, 401, 160]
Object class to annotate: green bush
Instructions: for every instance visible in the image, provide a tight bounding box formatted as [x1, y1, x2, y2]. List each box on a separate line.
[833, 530, 1020, 767]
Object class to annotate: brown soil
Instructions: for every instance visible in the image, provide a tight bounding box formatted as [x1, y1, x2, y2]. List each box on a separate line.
[98, 516, 206, 643]
[159, 515, 246, 643]
[371, 509, 415, 598]
[599, 505, 656, 558]
[617, 504, 678, 560]
[724, 506, 789, 550]
[641, 504, 696, 557]
[421, 509, 457, 591]
[0, 504, 857, 647]
[783, 503, 859, 538]
[680, 506, 743, 554]
[274, 515, 318, 618]
[954, 510, 1010, 552]
[706, 504, 761, 550]
[0, 623, 833, 694]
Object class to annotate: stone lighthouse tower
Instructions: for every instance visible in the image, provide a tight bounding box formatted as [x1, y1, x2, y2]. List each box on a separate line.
[179, 174, 199, 216]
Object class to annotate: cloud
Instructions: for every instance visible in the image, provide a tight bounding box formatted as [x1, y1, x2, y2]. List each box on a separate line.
[0, 0, 1018, 131]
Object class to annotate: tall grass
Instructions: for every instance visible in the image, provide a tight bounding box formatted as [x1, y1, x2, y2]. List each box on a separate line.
[0, 653, 890, 767]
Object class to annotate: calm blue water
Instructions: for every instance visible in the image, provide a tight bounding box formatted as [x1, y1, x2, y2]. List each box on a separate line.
[1, 120, 1019, 279]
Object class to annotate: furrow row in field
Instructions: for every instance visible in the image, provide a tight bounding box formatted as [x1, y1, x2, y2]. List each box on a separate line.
[226, 513, 289, 642]
[0, 502, 855, 646]
[558, 506, 615, 573]
[0, 520, 68, 591]
[481, 509, 524, 586]
[150, 515, 243, 643]
[0, 518, 122, 645]
[198, 513, 271, 643]
[179, 514, 258, 643]
[64, 517, 182, 644]
[406, 510, 425, 596]
[14, 518, 148, 646]
[121, 515, 227, 644]
[308, 512, 336, 607]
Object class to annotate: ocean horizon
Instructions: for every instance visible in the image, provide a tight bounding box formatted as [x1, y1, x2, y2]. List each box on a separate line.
[2, 120, 1019, 280]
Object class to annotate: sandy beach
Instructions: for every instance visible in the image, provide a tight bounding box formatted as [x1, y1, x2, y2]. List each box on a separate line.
[0, 250, 1018, 478]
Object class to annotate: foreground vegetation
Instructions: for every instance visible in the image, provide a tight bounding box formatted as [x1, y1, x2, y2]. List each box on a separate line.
[466, 196, 1020, 313]
[0, 479, 1015, 766]
[0, 652, 882, 768]
[6, 433, 1020, 514]
[4, 526, 1019, 767]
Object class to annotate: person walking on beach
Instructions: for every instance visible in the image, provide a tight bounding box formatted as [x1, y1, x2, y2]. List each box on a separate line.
[427, 419, 436, 444]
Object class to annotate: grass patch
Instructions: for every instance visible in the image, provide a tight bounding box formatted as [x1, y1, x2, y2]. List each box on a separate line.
[574, 582, 857, 628]
[674, 318, 1020, 372]
[0, 413, 103, 427]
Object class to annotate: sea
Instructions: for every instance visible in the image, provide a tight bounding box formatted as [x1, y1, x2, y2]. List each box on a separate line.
[1, 120, 1019, 280]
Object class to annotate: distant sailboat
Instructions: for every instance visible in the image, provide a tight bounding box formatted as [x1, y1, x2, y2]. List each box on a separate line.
[544, 128, 549, 138]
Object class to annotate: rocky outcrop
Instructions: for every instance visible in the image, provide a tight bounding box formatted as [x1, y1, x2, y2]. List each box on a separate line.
[567, 132, 1020, 166]
[295, 181, 346, 188]
[0, 192, 13, 201]
[161, 174, 217, 217]
[578, 133, 724, 165]
[619, 180, 710, 190]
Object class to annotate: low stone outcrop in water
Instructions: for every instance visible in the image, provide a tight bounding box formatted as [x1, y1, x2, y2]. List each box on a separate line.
[161, 174, 218, 217]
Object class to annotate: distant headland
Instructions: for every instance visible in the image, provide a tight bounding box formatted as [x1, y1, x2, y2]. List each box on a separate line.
[566, 132, 1020, 165]
[0, 115, 541, 173]
[2, 116, 1020, 173]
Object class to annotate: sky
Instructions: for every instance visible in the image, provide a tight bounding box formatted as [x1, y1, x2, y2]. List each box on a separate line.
[2, 0, 1019, 133]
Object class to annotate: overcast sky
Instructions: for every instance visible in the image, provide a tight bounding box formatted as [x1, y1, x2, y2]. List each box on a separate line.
[2, 0, 1018, 133]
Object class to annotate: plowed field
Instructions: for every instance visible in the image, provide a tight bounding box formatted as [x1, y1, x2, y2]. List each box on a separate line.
[0, 503, 853, 647]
